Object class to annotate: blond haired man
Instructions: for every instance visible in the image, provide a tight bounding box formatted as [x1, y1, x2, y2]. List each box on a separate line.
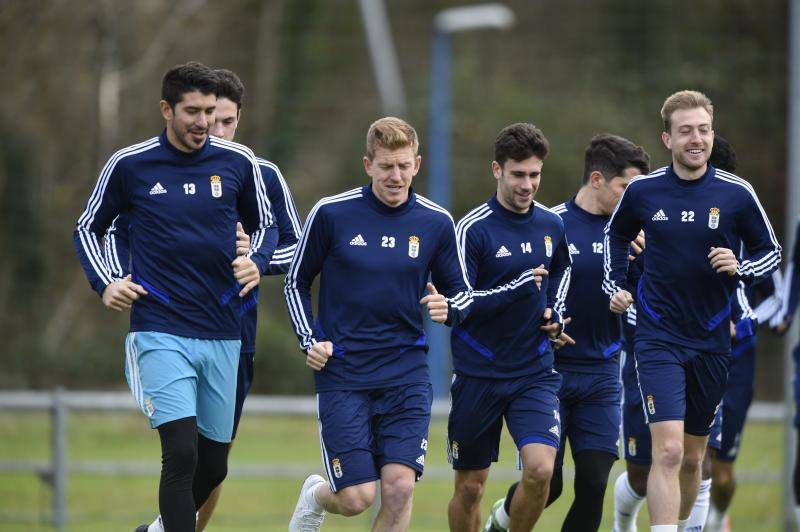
[286, 117, 473, 531]
[603, 90, 781, 531]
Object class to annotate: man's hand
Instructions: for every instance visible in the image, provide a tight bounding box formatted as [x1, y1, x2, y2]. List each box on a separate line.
[730, 320, 737, 339]
[629, 230, 645, 261]
[610, 289, 633, 314]
[775, 316, 793, 335]
[101, 275, 148, 311]
[532, 264, 548, 290]
[551, 316, 575, 349]
[539, 308, 563, 340]
[306, 341, 333, 371]
[709, 247, 737, 276]
[236, 222, 250, 257]
[232, 256, 260, 297]
[420, 282, 448, 323]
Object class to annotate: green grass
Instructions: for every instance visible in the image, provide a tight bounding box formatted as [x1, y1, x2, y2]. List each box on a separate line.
[0, 411, 784, 531]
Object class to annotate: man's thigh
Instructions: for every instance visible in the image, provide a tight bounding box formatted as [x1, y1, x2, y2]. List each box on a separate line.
[317, 389, 377, 492]
[565, 373, 621, 461]
[505, 370, 562, 453]
[125, 331, 198, 429]
[372, 383, 433, 479]
[195, 338, 241, 443]
[447, 375, 506, 470]
[685, 350, 731, 436]
[634, 345, 686, 424]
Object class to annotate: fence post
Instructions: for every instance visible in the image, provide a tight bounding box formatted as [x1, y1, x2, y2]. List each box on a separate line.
[51, 387, 68, 530]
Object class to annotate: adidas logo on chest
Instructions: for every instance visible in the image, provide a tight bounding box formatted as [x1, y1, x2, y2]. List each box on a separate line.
[349, 234, 367, 246]
[651, 209, 668, 221]
[495, 245, 512, 258]
[149, 182, 167, 195]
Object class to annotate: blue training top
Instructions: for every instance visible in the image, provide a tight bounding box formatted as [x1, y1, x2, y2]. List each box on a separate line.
[284, 184, 473, 392]
[604, 164, 781, 354]
[551, 198, 621, 376]
[103, 156, 302, 352]
[451, 195, 571, 379]
[74, 130, 278, 340]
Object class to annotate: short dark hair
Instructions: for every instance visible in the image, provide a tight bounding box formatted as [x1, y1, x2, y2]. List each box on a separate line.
[161, 61, 219, 109]
[582, 134, 650, 183]
[709, 135, 737, 173]
[214, 68, 245, 110]
[494, 123, 549, 167]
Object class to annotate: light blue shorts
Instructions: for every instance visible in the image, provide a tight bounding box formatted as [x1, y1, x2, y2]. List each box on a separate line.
[124, 331, 241, 442]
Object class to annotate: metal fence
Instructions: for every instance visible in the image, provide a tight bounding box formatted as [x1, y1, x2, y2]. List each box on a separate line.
[0, 389, 786, 530]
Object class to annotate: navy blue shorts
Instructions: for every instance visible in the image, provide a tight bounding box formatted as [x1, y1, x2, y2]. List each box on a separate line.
[555, 370, 620, 469]
[447, 371, 562, 470]
[713, 338, 756, 460]
[231, 350, 255, 439]
[635, 341, 731, 436]
[316, 384, 432, 492]
[623, 350, 723, 464]
[621, 349, 651, 463]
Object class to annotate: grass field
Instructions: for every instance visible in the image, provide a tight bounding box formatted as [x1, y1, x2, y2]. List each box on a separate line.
[0, 411, 785, 531]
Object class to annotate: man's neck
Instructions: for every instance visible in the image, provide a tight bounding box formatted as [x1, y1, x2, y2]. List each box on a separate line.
[672, 160, 707, 181]
[574, 185, 604, 215]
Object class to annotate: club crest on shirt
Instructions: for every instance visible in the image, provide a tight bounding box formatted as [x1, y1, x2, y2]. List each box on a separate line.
[544, 235, 553, 257]
[647, 394, 656, 415]
[708, 207, 720, 229]
[210, 175, 222, 198]
[332, 457, 343, 478]
[408, 235, 420, 258]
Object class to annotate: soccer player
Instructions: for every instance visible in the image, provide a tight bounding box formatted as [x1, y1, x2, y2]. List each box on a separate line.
[482, 133, 650, 532]
[106, 68, 302, 532]
[285, 117, 473, 531]
[73, 62, 278, 532]
[611, 135, 783, 532]
[775, 215, 800, 524]
[604, 90, 781, 531]
[446, 123, 571, 532]
[702, 137, 784, 531]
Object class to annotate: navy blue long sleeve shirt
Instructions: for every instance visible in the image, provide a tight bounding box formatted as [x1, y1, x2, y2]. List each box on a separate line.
[284, 185, 473, 392]
[103, 155, 301, 352]
[74, 131, 278, 340]
[604, 165, 781, 353]
[451, 196, 571, 379]
[552, 198, 621, 376]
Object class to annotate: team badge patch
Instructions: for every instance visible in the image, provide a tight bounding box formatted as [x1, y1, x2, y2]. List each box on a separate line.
[628, 437, 637, 457]
[708, 207, 720, 229]
[647, 394, 656, 415]
[210, 175, 223, 198]
[544, 236, 553, 257]
[408, 236, 420, 258]
[332, 457, 343, 478]
[144, 397, 155, 417]
[450, 440, 459, 460]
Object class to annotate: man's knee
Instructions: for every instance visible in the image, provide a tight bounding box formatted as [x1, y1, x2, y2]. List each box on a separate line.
[453, 471, 488, 508]
[521, 455, 555, 485]
[653, 438, 683, 469]
[627, 463, 650, 496]
[382, 472, 416, 507]
[337, 484, 376, 516]
[712, 461, 735, 491]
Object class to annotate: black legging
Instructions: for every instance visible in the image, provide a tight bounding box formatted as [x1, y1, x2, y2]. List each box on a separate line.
[794, 427, 800, 505]
[560, 450, 616, 532]
[157, 417, 230, 532]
